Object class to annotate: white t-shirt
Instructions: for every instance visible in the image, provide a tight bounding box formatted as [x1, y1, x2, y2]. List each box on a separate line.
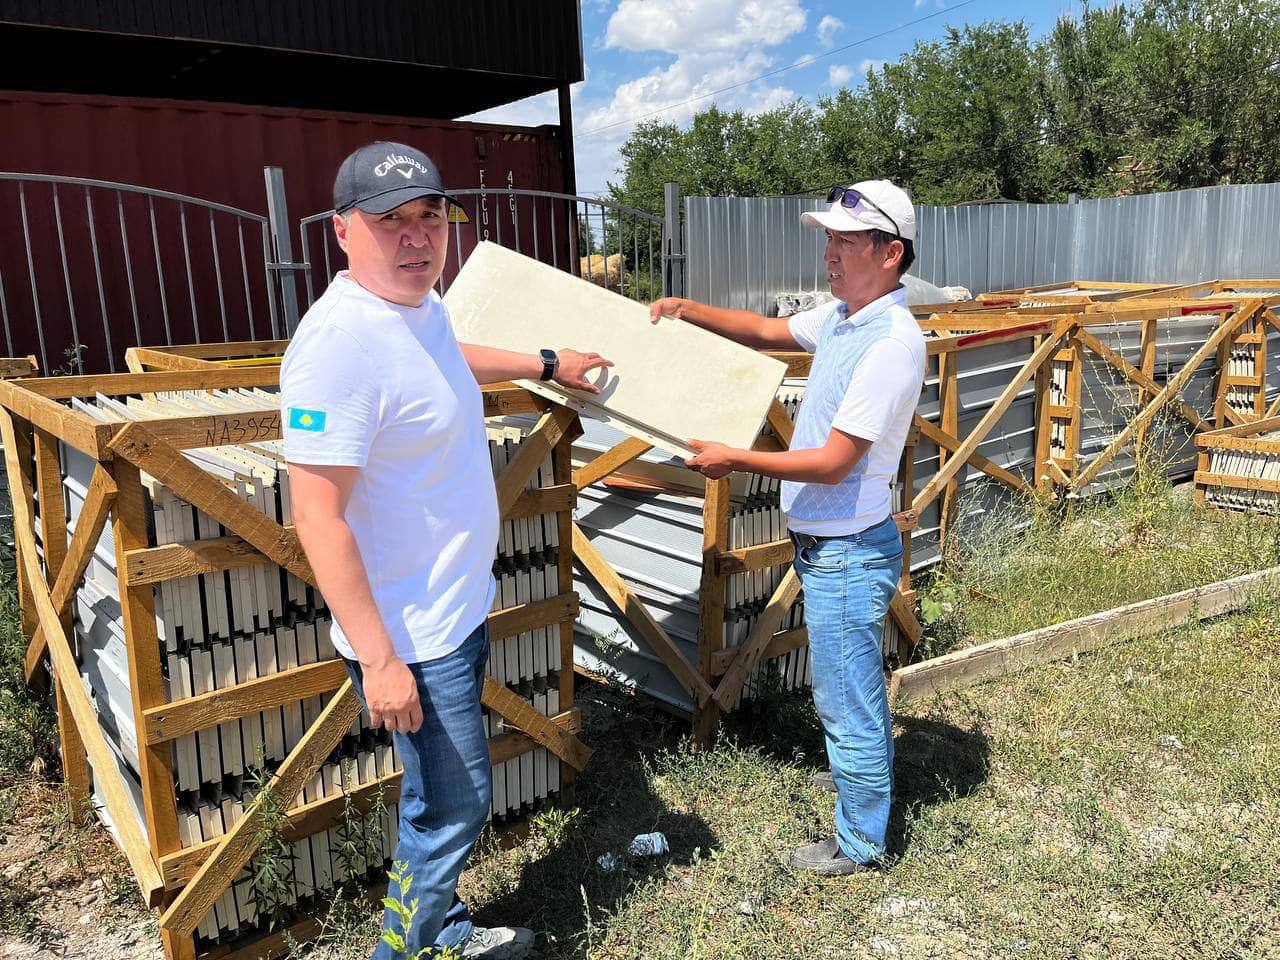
[280, 273, 498, 664]
[786, 289, 926, 535]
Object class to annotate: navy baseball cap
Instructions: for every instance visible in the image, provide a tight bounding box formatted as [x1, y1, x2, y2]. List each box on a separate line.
[333, 141, 462, 215]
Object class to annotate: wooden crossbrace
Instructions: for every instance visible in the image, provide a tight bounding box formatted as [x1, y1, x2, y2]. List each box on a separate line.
[765, 397, 796, 447]
[1074, 329, 1211, 432]
[572, 522, 714, 703]
[1071, 301, 1263, 491]
[712, 567, 803, 711]
[97, 414, 592, 938]
[109, 421, 313, 580]
[0, 411, 165, 903]
[494, 406, 579, 513]
[913, 319, 1077, 515]
[23, 464, 117, 683]
[160, 678, 364, 937]
[911, 415, 1032, 495]
[572, 436, 653, 490]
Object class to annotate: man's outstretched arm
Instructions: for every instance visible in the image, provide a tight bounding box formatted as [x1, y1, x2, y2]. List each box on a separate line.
[686, 428, 872, 485]
[649, 297, 803, 351]
[460, 344, 614, 393]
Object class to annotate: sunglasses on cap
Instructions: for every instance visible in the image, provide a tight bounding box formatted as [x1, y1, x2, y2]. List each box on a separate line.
[827, 185, 901, 239]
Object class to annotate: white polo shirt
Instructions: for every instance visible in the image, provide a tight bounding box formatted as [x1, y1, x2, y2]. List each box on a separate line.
[280, 273, 498, 664]
[784, 287, 926, 536]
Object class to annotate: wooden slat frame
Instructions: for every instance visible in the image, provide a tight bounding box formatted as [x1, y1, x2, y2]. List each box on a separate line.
[0, 410, 164, 903]
[0, 373, 590, 953]
[712, 567, 802, 711]
[1071, 300, 1263, 491]
[693, 477, 729, 746]
[913, 319, 1076, 514]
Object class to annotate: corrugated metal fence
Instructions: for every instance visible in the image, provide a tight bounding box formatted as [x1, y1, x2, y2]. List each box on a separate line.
[685, 182, 1280, 313]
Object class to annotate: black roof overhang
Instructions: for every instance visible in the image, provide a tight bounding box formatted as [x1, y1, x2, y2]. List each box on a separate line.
[0, 19, 580, 118]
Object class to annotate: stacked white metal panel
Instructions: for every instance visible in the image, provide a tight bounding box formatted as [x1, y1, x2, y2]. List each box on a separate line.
[572, 382, 905, 715]
[1204, 428, 1280, 513]
[1225, 310, 1260, 420]
[483, 423, 562, 827]
[62, 391, 564, 950]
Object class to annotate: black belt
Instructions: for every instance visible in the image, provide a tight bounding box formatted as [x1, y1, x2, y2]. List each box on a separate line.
[790, 531, 836, 551]
[790, 516, 894, 551]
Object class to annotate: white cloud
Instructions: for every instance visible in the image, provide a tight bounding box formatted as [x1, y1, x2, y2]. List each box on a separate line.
[817, 14, 843, 48]
[858, 58, 888, 76]
[605, 0, 806, 54]
[583, 50, 792, 129]
[572, 49, 796, 191]
[472, 2, 814, 195]
[828, 64, 854, 88]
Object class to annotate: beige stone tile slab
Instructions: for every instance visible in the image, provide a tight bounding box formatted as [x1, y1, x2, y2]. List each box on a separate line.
[444, 242, 787, 457]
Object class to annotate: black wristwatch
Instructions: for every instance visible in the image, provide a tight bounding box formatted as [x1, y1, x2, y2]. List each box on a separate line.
[539, 348, 559, 382]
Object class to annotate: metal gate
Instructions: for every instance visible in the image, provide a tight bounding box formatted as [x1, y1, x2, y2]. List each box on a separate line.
[0, 172, 282, 374]
[296, 188, 669, 322]
[0, 170, 681, 370]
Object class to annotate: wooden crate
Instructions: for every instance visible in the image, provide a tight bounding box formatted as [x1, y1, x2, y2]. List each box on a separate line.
[0, 356, 590, 960]
[1195, 415, 1280, 514]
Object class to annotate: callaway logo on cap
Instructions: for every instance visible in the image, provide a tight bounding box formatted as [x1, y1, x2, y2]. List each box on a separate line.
[333, 141, 463, 215]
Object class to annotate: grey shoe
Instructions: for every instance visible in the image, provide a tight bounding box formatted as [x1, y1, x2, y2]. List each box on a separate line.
[788, 836, 872, 876]
[460, 926, 534, 959]
[810, 769, 837, 793]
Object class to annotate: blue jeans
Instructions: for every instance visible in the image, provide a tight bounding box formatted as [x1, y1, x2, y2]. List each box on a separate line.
[792, 516, 902, 863]
[344, 622, 492, 958]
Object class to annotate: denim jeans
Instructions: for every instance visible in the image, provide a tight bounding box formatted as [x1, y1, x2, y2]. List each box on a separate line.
[343, 622, 492, 958]
[792, 516, 902, 863]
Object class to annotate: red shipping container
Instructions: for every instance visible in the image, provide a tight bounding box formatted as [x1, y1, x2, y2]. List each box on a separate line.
[0, 90, 570, 371]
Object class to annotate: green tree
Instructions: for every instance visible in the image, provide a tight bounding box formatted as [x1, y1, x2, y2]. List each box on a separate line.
[607, 103, 833, 213]
[608, 0, 1280, 205]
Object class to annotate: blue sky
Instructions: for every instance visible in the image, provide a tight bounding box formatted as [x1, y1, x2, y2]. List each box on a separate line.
[463, 1, 1083, 197]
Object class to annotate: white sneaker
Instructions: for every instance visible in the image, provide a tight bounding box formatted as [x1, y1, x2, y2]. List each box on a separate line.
[459, 925, 534, 959]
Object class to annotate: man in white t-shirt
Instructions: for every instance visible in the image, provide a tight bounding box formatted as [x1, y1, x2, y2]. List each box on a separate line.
[649, 180, 925, 875]
[282, 141, 610, 959]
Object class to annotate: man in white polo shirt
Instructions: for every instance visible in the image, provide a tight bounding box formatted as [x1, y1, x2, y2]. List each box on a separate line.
[649, 180, 925, 875]
[282, 142, 609, 958]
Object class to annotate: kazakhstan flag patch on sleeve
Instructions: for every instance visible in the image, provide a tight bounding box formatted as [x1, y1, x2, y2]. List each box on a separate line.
[288, 407, 327, 432]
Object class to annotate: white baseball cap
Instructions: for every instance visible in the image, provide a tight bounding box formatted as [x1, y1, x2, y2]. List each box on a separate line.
[800, 179, 916, 241]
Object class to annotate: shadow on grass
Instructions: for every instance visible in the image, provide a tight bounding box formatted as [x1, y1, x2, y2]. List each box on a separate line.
[473, 672, 988, 955]
[886, 714, 990, 859]
[723, 675, 991, 860]
[469, 678, 719, 955]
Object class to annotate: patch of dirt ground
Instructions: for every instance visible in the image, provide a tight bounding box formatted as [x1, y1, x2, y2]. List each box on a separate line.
[0, 780, 161, 959]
